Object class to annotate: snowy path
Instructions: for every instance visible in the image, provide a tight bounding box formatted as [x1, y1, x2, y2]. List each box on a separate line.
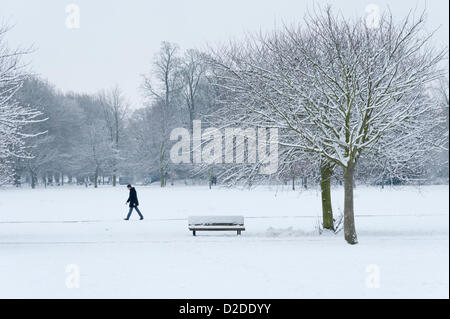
[0, 185, 448, 298]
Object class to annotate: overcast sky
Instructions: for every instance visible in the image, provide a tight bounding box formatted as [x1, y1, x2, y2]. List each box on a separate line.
[1, 0, 448, 108]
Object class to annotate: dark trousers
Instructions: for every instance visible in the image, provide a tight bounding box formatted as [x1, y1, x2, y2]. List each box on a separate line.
[126, 206, 143, 219]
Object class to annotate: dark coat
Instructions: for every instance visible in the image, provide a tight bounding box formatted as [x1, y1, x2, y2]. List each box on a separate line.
[127, 187, 139, 207]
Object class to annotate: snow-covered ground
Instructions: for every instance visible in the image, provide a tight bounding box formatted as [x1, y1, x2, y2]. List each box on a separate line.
[0, 184, 448, 298]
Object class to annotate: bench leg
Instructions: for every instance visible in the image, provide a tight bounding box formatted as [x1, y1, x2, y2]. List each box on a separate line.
[193, 230, 196, 236]
[237, 230, 241, 236]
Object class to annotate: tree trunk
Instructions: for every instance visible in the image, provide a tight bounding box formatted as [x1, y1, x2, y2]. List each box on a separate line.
[160, 166, 165, 188]
[320, 163, 334, 230]
[94, 167, 99, 188]
[189, 109, 194, 163]
[344, 163, 358, 245]
[209, 170, 212, 190]
[30, 169, 36, 189]
[158, 138, 166, 188]
[13, 173, 20, 187]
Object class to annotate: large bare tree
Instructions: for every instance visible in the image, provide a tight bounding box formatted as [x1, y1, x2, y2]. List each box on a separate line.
[288, 9, 445, 244]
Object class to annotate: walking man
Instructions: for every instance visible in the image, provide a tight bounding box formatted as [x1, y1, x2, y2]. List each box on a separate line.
[124, 184, 144, 220]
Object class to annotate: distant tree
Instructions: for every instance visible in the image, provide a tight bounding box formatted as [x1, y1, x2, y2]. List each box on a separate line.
[99, 86, 129, 187]
[142, 42, 183, 187]
[180, 49, 207, 133]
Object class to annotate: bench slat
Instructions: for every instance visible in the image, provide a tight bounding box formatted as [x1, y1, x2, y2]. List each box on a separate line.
[188, 216, 245, 236]
[189, 226, 245, 230]
[188, 216, 244, 226]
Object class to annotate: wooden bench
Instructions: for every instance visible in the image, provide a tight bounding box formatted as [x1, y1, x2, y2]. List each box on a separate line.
[188, 216, 245, 236]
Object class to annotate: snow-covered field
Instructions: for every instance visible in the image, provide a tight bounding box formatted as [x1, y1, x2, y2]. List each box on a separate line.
[0, 184, 448, 298]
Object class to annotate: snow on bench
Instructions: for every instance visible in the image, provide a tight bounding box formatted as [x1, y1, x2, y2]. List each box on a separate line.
[188, 216, 245, 236]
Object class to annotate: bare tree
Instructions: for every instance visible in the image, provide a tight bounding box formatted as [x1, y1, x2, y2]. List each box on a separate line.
[142, 42, 182, 187]
[291, 9, 445, 243]
[83, 119, 113, 188]
[181, 49, 207, 133]
[0, 24, 43, 185]
[99, 86, 128, 186]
